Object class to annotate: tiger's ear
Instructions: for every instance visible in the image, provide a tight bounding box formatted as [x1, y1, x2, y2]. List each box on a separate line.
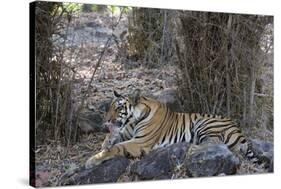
[129, 89, 141, 106]
[113, 90, 122, 98]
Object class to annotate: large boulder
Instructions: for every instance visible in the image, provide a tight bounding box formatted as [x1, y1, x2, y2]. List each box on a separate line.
[97, 99, 112, 113]
[250, 139, 273, 171]
[60, 156, 130, 185]
[130, 143, 190, 180]
[59, 140, 273, 185]
[78, 109, 104, 133]
[185, 144, 240, 177]
[130, 143, 240, 180]
[78, 99, 113, 133]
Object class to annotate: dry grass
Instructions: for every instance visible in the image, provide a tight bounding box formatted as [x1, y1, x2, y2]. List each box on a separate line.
[34, 133, 106, 187]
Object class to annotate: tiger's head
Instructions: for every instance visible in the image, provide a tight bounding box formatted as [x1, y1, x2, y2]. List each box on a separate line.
[103, 89, 141, 129]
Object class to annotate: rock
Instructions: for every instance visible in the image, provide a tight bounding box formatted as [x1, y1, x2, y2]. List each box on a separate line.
[130, 143, 190, 180]
[185, 144, 240, 177]
[59, 143, 243, 184]
[250, 139, 273, 170]
[154, 88, 183, 112]
[136, 72, 145, 79]
[78, 110, 103, 133]
[131, 143, 240, 180]
[60, 156, 130, 185]
[97, 99, 112, 113]
[85, 22, 100, 28]
[107, 73, 114, 79]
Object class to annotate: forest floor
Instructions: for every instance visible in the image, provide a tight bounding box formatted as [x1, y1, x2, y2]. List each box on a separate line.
[34, 11, 273, 187]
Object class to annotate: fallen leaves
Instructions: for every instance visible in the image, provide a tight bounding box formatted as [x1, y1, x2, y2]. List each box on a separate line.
[35, 132, 106, 187]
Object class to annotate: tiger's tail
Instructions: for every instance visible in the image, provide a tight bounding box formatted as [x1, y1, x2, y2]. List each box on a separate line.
[243, 140, 259, 163]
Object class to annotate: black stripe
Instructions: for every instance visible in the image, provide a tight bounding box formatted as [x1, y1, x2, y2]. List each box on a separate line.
[224, 129, 242, 145]
[228, 135, 244, 149]
[170, 112, 178, 143]
[179, 114, 184, 142]
[199, 124, 238, 136]
[195, 119, 233, 133]
[134, 124, 147, 134]
[198, 123, 237, 137]
[165, 111, 175, 143]
[120, 133, 127, 141]
[160, 132, 167, 144]
[142, 97, 148, 100]
[180, 114, 186, 142]
[138, 107, 173, 145]
[172, 113, 179, 143]
[186, 114, 194, 143]
[241, 139, 247, 144]
[156, 107, 173, 144]
[123, 128, 133, 139]
[190, 129, 194, 143]
[193, 118, 208, 141]
[134, 132, 151, 139]
[194, 118, 209, 131]
[124, 125, 133, 138]
[123, 114, 133, 127]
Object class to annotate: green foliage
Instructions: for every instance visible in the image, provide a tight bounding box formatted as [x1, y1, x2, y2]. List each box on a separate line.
[107, 5, 132, 14]
[107, 5, 118, 13]
[91, 5, 100, 12]
[91, 5, 107, 12]
[84, 4, 131, 14]
[62, 3, 82, 13]
[123, 6, 132, 13]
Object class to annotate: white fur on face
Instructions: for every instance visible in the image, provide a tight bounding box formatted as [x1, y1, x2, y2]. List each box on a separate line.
[116, 99, 126, 107]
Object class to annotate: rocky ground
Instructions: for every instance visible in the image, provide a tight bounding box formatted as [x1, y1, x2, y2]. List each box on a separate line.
[34, 134, 273, 187]
[33, 84, 273, 187]
[33, 11, 273, 187]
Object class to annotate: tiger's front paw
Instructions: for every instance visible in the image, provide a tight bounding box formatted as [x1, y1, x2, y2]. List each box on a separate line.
[85, 152, 104, 169]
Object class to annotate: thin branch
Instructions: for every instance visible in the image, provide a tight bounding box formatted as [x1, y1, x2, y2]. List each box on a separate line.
[71, 9, 126, 143]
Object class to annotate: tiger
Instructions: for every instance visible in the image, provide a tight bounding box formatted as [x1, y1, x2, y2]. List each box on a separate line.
[85, 89, 256, 168]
